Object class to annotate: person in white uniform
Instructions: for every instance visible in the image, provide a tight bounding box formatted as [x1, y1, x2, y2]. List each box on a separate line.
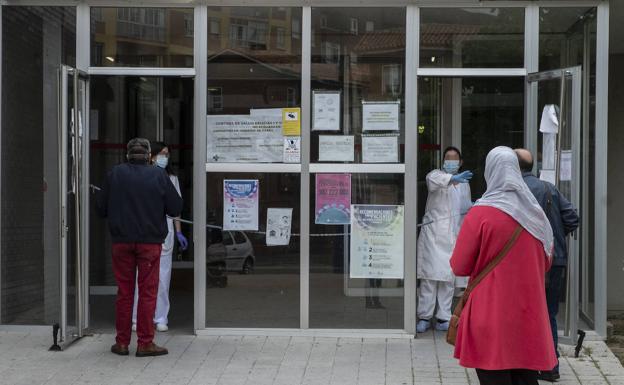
[132, 142, 188, 332]
[417, 146, 473, 333]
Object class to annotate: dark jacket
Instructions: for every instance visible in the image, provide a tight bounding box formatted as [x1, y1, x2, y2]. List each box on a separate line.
[95, 160, 183, 244]
[522, 172, 579, 266]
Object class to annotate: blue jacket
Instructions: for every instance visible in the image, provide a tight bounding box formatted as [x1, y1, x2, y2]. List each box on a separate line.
[522, 172, 579, 266]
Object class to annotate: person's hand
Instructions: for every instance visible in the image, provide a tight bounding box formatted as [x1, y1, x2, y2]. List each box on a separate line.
[176, 232, 189, 250]
[450, 171, 473, 184]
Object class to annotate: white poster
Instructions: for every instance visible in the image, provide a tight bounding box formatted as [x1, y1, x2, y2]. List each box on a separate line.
[266, 208, 293, 246]
[250, 108, 282, 118]
[542, 133, 557, 170]
[560, 150, 572, 181]
[362, 101, 400, 131]
[318, 135, 354, 162]
[283, 136, 301, 163]
[362, 135, 399, 163]
[207, 115, 282, 163]
[350, 205, 404, 279]
[540, 169, 556, 185]
[313, 91, 341, 131]
[223, 180, 259, 231]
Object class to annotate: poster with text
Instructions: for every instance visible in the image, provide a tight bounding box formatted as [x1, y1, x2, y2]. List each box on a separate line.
[282, 108, 301, 136]
[266, 208, 293, 246]
[283, 136, 301, 163]
[362, 101, 400, 131]
[313, 91, 341, 131]
[315, 174, 351, 225]
[349, 204, 404, 279]
[223, 180, 259, 231]
[362, 135, 399, 163]
[207, 115, 282, 162]
[318, 135, 354, 162]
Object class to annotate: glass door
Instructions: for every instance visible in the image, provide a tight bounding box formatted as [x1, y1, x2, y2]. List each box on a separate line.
[527, 66, 582, 345]
[59, 65, 90, 347]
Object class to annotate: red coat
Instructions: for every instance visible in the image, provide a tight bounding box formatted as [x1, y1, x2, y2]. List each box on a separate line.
[450, 206, 558, 371]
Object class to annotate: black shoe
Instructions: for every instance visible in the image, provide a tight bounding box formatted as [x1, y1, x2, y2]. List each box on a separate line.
[537, 370, 560, 382]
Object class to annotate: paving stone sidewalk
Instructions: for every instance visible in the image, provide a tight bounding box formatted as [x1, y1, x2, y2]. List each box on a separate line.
[1, 330, 623, 385]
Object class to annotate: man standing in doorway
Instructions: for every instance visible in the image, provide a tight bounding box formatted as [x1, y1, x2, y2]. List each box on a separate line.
[96, 138, 183, 357]
[515, 148, 579, 382]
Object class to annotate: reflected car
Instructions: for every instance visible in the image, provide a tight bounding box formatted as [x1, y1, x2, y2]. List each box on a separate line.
[206, 228, 256, 279]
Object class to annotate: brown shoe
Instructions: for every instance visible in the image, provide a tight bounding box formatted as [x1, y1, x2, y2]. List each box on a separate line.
[136, 342, 168, 357]
[111, 343, 129, 356]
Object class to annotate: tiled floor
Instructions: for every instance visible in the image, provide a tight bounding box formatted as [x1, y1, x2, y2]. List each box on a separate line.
[0, 329, 623, 385]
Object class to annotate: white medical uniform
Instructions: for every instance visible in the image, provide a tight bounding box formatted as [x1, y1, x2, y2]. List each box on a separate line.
[133, 174, 181, 326]
[417, 169, 472, 321]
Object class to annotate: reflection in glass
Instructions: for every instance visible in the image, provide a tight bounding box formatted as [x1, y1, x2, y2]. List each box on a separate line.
[420, 8, 524, 68]
[310, 174, 404, 329]
[206, 173, 300, 328]
[1, 6, 76, 324]
[311, 8, 406, 164]
[90, 8, 193, 67]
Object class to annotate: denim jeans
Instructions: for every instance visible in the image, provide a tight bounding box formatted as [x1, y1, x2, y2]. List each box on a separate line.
[546, 265, 566, 373]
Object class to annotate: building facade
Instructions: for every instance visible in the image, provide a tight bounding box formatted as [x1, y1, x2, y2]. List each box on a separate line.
[0, 0, 618, 348]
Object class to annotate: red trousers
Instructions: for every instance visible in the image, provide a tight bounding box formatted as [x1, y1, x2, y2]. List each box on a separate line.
[112, 243, 161, 347]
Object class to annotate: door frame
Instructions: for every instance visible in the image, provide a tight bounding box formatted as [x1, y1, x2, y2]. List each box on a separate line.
[59, 65, 90, 347]
[526, 66, 582, 345]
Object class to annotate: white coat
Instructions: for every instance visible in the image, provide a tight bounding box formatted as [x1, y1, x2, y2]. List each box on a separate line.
[417, 169, 472, 284]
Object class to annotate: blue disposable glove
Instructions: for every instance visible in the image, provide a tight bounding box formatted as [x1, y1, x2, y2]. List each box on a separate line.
[450, 170, 473, 184]
[176, 232, 189, 250]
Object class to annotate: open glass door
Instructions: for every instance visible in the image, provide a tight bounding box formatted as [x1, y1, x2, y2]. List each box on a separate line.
[58, 65, 90, 347]
[527, 66, 582, 345]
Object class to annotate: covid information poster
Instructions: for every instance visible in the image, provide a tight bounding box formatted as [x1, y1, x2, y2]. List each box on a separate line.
[349, 204, 404, 279]
[315, 174, 351, 225]
[223, 180, 259, 231]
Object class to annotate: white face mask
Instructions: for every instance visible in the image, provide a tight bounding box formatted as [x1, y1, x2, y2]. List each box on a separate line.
[155, 155, 168, 169]
[443, 160, 460, 174]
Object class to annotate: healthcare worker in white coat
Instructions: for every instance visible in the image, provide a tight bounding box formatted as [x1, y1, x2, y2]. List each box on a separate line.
[417, 146, 473, 333]
[132, 142, 188, 332]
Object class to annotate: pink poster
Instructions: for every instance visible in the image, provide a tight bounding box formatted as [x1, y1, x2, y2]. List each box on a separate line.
[315, 174, 351, 225]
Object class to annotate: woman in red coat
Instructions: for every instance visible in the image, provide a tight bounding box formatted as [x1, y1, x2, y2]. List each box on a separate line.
[450, 146, 557, 385]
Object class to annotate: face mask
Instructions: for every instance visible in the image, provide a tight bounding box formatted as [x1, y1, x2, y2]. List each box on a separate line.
[155, 155, 168, 169]
[443, 160, 460, 174]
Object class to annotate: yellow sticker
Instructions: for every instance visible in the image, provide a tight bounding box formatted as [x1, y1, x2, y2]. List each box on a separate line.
[282, 108, 301, 136]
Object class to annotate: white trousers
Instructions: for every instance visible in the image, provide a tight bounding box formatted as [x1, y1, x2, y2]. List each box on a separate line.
[132, 250, 173, 325]
[417, 279, 454, 321]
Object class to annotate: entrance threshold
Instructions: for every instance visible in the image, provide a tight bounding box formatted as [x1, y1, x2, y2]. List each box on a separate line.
[196, 328, 414, 339]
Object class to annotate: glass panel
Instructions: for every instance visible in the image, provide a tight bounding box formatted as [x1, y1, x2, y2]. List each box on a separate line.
[310, 173, 404, 329]
[539, 7, 597, 326]
[1, 6, 75, 325]
[420, 8, 524, 68]
[206, 173, 300, 328]
[206, 7, 302, 164]
[90, 8, 193, 67]
[311, 8, 406, 164]
[417, 77, 524, 204]
[89, 77, 194, 331]
[539, 8, 595, 71]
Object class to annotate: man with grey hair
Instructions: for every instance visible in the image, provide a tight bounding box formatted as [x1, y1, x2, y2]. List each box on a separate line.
[96, 138, 183, 357]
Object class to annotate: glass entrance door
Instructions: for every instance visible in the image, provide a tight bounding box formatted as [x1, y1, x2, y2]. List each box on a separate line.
[527, 66, 582, 345]
[59, 65, 90, 347]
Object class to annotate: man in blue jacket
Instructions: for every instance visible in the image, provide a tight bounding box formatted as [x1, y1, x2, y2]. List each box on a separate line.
[96, 138, 183, 357]
[515, 148, 579, 382]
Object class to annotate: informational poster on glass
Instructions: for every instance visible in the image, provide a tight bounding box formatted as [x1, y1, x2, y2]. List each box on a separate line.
[283, 136, 301, 163]
[223, 180, 259, 231]
[282, 108, 301, 136]
[540, 104, 559, 170]
[266, 208, 293, 246]
[313, 91, 341, 131]
[362, 134, 399, 163]
[318, 135, 354, 162]
[349, 204, 404, 279]
[315, 173, 351, 225]
[560, 150, 572, 181]
[540, 169, 556, 185]
[207, 115, 282, 163]
[362, 101, 400, 132]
